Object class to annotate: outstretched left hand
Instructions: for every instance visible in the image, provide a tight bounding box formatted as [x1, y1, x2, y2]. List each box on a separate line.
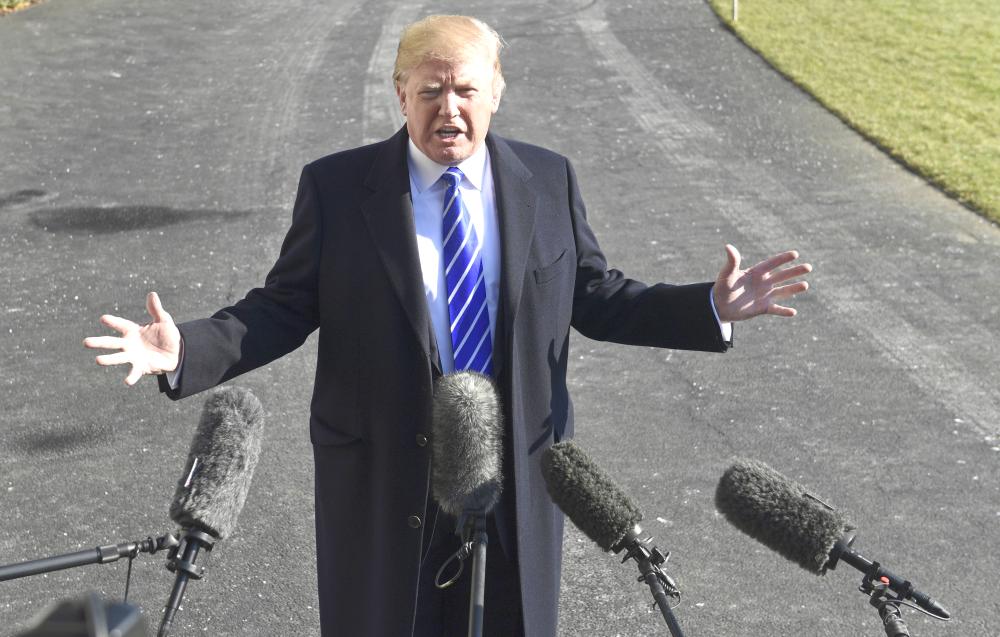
[712, 244, 812, 322]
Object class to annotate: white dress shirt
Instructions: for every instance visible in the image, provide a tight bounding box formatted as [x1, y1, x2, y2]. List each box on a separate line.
[407, 140, 502, 374]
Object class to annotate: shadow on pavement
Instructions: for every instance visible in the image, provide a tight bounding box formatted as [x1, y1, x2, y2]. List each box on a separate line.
[28, 206, 255, 234]
[0, 189, 47, 209]
[13, 423, 113, 457]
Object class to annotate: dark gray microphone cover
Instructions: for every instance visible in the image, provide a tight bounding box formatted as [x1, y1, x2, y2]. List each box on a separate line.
[169, 386, 265, 540]
[540, 441, 642, 552]
[715, 459, 853, 574]
[431, 372, 504, 517]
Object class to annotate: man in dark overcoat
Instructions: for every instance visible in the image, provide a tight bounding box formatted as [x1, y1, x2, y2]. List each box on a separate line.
[85, 14, 811, 637]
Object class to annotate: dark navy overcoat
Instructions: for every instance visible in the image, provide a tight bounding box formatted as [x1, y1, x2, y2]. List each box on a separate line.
[160, 127, 729, 636]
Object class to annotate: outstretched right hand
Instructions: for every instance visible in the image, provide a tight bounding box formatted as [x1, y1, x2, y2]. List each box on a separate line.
[83, 291, 181, 386]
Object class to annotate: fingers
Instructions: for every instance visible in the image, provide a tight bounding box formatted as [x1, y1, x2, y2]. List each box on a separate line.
[770, 280, 810, 299]
[767, 304, 798, 317]
[146, 291, 172, 324]
[751, 250, 800, 275]
[766, 262, 812, 285]
[88, 298, 169, 386]
[83, 335, 124, 351]
[99, 314, 137, 334]
[95, 351, 132, 367]
[124, 365, 144, 386]
[764, 280, 809, 318]
[752, 250, 811, 320]
[713, 246, 811, 321]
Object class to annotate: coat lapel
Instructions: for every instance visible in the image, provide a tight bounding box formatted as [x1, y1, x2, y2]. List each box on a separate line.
[359, 130, 536, 380]
[487, 134, 539, 380]
[361, 127, 441, 375]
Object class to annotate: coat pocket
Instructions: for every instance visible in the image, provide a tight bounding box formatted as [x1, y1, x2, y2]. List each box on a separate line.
[310, 415, 364, 446]
[532, 248, 568, 285]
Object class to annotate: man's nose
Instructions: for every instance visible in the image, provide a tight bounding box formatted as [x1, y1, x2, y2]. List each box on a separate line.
[438, 92, 459, 117]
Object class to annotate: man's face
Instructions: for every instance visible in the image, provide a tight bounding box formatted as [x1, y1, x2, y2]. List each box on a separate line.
[396, 53, 500, 166]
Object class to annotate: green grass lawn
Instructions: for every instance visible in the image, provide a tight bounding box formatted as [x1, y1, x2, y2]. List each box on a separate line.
[1, 0, 38, 14]
[706, 0, 1000, 224]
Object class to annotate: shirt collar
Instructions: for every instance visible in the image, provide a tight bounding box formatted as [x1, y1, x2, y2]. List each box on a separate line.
[407, 139, 489, 194]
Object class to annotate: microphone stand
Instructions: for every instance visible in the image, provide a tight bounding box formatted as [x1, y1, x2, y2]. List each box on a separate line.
[434, 510, 489, 637]
[0, 533, 179, 582]
[827, 532, 952, 636]
[465, 513, 488, 637]
[613, 526, 685, 637]
[864, 577, 911, 637]
[158, 528, 216, 637]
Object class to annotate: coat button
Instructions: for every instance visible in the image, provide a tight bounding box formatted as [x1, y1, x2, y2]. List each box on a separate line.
[415, 434, 428, 447]
[408, 515, 422, 529]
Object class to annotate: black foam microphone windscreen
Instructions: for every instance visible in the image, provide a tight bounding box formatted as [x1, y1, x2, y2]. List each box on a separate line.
[431, 372, 504, 517]
[540, 441, 642, 552]
[715, 458, 853, 574]
[169, 386, 265, 540]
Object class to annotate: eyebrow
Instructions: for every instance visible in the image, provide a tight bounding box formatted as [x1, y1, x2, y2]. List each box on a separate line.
[415, 75, 481, 92]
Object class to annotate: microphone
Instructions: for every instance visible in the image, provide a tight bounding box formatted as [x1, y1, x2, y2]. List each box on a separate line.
[431, 371, 504, 518]
[540, 441, 686, 637]
[430, 371, 504, 637]
[715, 459, 950, 620]
[539, 440, 642, 552]
[158, 386, 265, 636]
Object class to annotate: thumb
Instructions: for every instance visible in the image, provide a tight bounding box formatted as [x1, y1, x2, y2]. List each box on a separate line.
[719, 244, 741, 280]
[146, 291, 172, 324]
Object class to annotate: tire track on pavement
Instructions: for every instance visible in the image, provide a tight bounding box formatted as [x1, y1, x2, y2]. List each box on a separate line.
[362, 2, 424, 144]
[258, 0, 365, 198]
[573, 0, 999, 439]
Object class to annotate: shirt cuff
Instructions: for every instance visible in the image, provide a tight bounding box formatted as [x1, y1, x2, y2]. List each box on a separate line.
[709, 287, 733, 343]
[163, 339, 184, 390]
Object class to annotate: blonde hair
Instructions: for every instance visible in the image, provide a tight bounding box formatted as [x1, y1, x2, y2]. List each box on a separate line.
[393, 15, 506, 97]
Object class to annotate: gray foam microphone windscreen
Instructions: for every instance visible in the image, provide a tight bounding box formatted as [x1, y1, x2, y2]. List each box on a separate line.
[431, 372, 504, 517]
[169, 386, 265, 540]
[540, 441, 642, 552]
[715, 458, 853, 574]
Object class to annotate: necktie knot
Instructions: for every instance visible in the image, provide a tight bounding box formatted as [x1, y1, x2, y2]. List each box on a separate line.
[441, 167, 464, 189]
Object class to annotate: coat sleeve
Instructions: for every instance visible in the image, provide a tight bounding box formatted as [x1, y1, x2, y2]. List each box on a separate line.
[566, 158, 730, 353]
[159, 165, 324, 399]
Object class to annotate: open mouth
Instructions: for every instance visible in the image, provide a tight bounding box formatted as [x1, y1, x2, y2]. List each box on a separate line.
[436, 126, 463, 140]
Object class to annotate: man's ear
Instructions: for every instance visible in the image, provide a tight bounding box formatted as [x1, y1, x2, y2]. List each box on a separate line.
[491, 92, 501, 114]
[396, 83, 407, 117]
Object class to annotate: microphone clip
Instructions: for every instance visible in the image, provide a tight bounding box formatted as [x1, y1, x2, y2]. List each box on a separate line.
[861, 571, 912, 637]
[435, 512, 488, 590]
[608, 524, 686, 636]
[613, 525, 681, 602]
[166, 529, 216, 581]
[856, 559, 952, 635]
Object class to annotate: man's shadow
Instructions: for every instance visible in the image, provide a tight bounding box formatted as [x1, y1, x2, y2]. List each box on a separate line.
[528, 338, 571, 455]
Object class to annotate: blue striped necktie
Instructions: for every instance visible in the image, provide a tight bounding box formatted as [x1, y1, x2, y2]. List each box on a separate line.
[441, 167, 493, 375]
